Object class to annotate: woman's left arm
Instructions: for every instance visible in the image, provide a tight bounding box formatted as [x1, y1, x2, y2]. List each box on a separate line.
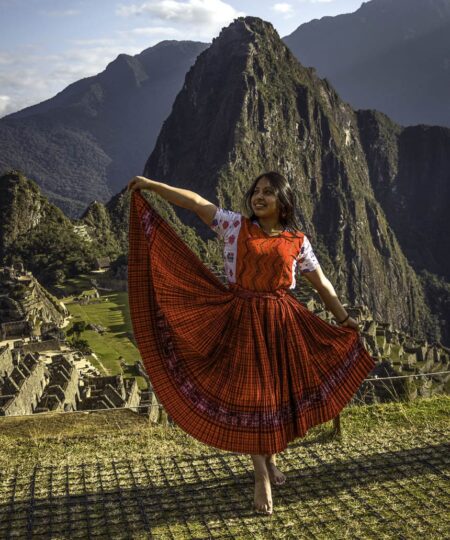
[301, 266, 360, 330]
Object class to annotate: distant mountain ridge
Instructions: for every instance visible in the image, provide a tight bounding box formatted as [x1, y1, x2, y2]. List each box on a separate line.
[283, 0, 450, 127]
[0, 40, 209, 217]
[1, 0, 449, 222]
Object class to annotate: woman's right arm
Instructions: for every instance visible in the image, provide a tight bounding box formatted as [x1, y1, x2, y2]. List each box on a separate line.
[127, 175, 217, 226]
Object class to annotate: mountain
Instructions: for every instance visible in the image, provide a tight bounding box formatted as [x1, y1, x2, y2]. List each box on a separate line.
[0, 170, 210, 289]
[357, 110, 450, 281]
[283, 0, 450, 128]
[82, 187, 209, 262]
[0, 40, 209, 218]
[141, 15, 447, 343]
[0, 170, 98, 286]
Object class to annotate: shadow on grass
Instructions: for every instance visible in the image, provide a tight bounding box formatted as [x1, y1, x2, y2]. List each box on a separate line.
[1, 435, 448, 538]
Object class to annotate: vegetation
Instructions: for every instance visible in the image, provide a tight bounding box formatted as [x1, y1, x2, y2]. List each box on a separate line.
[7, 220, 97, 287]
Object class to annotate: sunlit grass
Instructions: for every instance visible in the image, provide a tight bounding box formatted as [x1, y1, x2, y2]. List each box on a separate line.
[0, 396, 447, 469]
[63, 287, 147, 389]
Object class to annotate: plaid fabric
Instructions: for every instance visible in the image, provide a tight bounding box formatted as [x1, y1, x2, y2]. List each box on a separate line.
[128, 190, 376, 454]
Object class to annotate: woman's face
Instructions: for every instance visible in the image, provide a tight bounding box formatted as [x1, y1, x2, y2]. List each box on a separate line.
[251, 177, 281, 220]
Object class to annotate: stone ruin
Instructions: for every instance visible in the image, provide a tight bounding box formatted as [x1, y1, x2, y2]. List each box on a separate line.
[0, 342, 148, 417]
[72, 288, 101, 305]
[79, 374, 140, 412]
[0, 264, 68, 339]
[0, 264, 151, 419]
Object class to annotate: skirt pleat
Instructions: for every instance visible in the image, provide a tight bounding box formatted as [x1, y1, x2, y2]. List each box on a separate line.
[128, 191, 376, 454]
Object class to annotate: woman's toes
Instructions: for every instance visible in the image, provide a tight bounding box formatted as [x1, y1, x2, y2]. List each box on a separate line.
[267, 463, 286, 485]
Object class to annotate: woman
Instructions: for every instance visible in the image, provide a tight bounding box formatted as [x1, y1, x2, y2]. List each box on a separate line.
[126, 171, 375, 515]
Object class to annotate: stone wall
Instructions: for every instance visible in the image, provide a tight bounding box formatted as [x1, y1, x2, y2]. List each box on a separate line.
[0, 352, 48, 416]
[22, 339, 61, 354]
[0, 320, 32, 340]
[78, 374, 140, 411]
[0, 344, 14, 377]
[35, 355, 80, 413]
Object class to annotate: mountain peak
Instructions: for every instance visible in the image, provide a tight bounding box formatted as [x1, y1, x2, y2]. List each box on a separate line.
[143, 16, 313, 198]
[210, 16, 281, 52]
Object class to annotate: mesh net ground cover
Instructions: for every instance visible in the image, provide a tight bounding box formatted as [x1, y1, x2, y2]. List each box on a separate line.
[0, 400, 449, 539]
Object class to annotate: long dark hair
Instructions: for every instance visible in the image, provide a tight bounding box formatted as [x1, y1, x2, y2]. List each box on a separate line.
[242, 171, 303, 232]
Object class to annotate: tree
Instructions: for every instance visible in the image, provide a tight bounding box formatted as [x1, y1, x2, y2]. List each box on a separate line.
[68, 321, 87, 338]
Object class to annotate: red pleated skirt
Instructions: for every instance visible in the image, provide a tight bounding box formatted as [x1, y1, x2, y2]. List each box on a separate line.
[128, 191, 376, 454]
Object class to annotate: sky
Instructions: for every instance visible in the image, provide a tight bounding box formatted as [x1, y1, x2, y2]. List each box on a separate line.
[0, 0, 365, 117]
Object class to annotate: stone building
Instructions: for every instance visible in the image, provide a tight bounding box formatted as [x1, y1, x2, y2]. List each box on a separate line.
[35, 355, 80, 413]
[0, 320, 33, 340]
[79, 374, 140, 412]
[0, 265, 67, 338]
[0, 350, 48, 416]
[95, 257, 111, 271]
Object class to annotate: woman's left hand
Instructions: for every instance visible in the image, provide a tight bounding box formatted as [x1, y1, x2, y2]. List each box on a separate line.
[340, 316, 360, 332]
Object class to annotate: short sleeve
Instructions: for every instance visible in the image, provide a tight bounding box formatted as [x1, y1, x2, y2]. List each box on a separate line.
[298, 235, 319, 273]
[210, 207, 242, 242]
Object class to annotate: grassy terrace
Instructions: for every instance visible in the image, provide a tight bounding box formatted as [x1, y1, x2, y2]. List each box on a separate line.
[0, 396, 448, 538]
[54, 274, 147, 389]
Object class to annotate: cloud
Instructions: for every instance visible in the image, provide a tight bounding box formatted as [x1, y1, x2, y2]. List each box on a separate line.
[0, 40, 143, 118]
[272, 3, 294, 15]
[1, 0, 245, 117]
[53, 42, 143, 81]
[0, 95, 12, 115]
[116, 0, 244, 39]
[69, 38, 121, 47]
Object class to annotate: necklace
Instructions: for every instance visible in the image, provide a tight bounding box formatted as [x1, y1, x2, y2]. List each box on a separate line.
[253, 220, 285, 236]
[263, 227, 284, 236]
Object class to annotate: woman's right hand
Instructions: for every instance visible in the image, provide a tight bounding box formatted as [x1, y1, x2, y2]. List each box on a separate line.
[127, 175, 154, 193]
[340, 316, 360, 332]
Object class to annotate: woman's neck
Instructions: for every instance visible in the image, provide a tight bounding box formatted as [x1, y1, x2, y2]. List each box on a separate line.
[256, 216, 284, 234]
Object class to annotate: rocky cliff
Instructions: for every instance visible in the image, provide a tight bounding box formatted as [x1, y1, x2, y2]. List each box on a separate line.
[357, 110, 450, 280]
[143, 16, 442, 343]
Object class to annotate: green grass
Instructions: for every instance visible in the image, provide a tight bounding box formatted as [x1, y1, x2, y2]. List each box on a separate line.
[63, 285, 147, 389]
[0, 396, 447, 469]
[0, 397, 448, 538]
[53, 273, 94, 297]
[389, 343, 400, 360]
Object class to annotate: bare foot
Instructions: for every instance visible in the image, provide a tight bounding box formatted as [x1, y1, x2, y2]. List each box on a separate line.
[254, 475, 272, 514]
[266, 456, 286, 485]
[251, 455, 273, 514]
